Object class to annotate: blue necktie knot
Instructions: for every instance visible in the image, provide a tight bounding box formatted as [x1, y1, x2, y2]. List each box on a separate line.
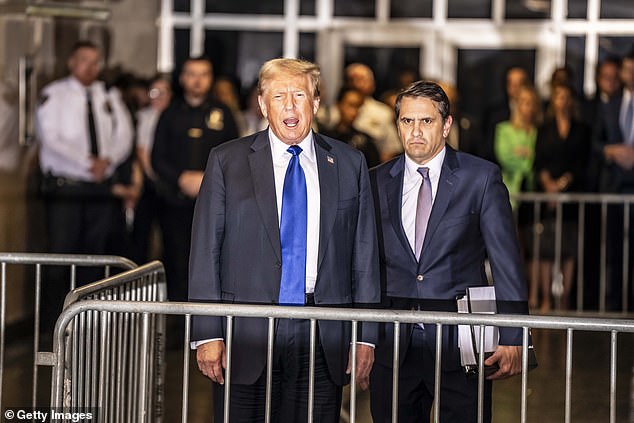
[288, 145, 302, 156]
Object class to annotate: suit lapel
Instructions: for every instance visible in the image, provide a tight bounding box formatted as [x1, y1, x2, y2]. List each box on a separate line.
[387, 156, 417, 263]
[421, 147, 459, 254]
[248, 131, 281, 262]
[314, 133, 338, 271]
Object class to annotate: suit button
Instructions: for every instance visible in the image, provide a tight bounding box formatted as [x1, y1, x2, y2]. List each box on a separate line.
[275, 261, 281, 269]
[416, 275, 424, 282]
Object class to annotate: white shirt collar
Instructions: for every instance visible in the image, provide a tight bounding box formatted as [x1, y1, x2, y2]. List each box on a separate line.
[268, 128, 316, 164]
[404, 146, 446, 182]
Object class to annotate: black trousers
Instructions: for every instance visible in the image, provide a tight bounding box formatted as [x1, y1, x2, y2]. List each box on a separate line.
[605, 202, 634, 311]
[42, 195, 115, 331]
[370, 325, 492, 423]
[212, 319, 342, 423]
[156, 199, 194, 302]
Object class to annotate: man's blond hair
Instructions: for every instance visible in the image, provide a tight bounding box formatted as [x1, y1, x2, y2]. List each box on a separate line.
[258, 58, 320, 97]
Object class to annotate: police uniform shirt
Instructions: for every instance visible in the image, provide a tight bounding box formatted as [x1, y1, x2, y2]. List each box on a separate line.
[36, 76, 134, 182]
[151, 96, 239, 188]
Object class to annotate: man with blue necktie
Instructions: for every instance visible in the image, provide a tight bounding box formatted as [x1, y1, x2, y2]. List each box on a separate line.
[368, 81, 529, 423]
[189, 58, 380, 422]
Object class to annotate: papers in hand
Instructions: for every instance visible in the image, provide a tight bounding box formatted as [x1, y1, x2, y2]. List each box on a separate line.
[457, 286, 498, 370]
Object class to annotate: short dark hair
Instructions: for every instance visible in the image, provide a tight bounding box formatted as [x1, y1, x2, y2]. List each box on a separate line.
[395, 80, 450, 121]
[182, 55, 214, 72]
[335, 85, 363, 103]
[70, 40, 99, 56]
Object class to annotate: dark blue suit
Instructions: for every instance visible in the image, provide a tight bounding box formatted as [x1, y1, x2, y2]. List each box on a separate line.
[369, 146, 528, 423]
[592, 89, 634, 310]
[189, 129, 380, 420]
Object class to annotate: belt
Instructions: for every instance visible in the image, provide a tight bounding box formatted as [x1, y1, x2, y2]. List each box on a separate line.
[389, 296, 457, 312]
[305, 293, 315, 305]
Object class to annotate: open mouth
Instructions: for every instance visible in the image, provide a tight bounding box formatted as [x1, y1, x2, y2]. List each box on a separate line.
[283, 118, 299, 128]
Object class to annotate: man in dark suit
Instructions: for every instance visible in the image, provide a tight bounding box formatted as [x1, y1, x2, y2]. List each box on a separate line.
[369, 81, 529, 423]
[189, 58, 380, 422]
[593, 48, 634, 311]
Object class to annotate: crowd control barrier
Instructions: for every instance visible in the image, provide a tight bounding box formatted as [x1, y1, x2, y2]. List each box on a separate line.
[0, 253, 137, 410]
[51, 299, 634, 423]
[513, 192, 634, 313]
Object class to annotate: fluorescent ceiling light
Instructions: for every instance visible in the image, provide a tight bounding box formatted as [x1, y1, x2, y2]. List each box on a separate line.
[26, 2, 110, 20]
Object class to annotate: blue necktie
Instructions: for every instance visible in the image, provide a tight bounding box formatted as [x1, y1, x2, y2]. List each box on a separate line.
[278, 145, 307, 305]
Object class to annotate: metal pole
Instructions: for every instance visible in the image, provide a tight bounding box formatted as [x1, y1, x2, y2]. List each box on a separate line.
[224, 316, 233, 423]
[433, 323, 443, 423]
[565, 328, 573, 423]
[182, 314, 191, 423]
[308, 319, 316, 423]
[350, 320, 358, 423]
[391, 322, 400, 423]
[521, 328, 529, 423]
[265, 317, 275, 423]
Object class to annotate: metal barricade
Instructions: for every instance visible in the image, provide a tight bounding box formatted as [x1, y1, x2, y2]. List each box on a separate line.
[513, 192, 634, 313]
[51, 300, 634, 423]
[0, 253, 137, 410]
[58, 260, 167, 422]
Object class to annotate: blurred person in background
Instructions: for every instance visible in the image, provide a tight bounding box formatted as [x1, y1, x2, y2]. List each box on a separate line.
[36, 40, 133, 327]
[131, 74, 172, 263]
[318, 86, 380, 168]
[213, 75, 249, 136]
[152, 55, 238, 302]
[533, 82, 591, 312]
[494, 83, 540, 286]
[593, 47, 634, 311]
[481, 66, 530, 164]
[344, 63, 402, 161]
[243, 82, 268, 135]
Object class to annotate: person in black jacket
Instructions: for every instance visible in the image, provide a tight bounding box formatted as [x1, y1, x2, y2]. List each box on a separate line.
[152, 55, 238, 301]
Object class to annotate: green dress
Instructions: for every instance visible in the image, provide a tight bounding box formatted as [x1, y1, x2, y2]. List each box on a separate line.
[494, 120, 536, 209]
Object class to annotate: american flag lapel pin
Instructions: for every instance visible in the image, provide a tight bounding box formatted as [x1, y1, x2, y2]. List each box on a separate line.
[327, 155, 335, 164]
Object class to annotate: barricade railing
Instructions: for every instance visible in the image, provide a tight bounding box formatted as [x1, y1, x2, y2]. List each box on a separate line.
[59, 261, 167, 423]
[51, 300, 634, 423]
[512, 192, 634, 313]
[0, 253, 137, 411]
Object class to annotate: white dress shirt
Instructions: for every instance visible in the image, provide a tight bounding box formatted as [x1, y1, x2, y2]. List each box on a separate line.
[192, 129, 321, 349]
[401, 147, 446, 254]
[269, 129, 321, 295]
[136, 106, 161, 151]
[36, 76, 133, 181]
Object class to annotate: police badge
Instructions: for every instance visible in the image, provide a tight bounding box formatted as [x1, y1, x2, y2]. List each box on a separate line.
[207, 108, 225, 131]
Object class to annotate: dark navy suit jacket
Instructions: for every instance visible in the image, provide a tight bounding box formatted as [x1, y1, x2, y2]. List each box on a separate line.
[189, 129, 380, 385]
[370, 146, 528, 370]
[592, 89, 634, 192]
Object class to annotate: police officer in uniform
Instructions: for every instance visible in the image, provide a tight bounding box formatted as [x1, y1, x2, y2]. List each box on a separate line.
[36, 40, 133, 328]
[152, 55, 238, 301]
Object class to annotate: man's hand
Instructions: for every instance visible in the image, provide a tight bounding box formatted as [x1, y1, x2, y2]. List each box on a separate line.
[484, 345, 522, 380]
[196, 340, 227, 384]
[178, 170, 204, 198]
[604, 144, 634, 170]
[346, 343, 374, 390]
[89, 157, 110, 183]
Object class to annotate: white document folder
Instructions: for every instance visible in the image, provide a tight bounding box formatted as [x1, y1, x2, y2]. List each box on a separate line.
[457, 286, 499, 368]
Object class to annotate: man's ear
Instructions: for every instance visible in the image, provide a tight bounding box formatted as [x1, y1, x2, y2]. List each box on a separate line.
[258, 95, 268, 119]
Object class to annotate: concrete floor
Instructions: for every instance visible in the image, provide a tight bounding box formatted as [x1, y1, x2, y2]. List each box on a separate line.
[2, 316, 633, 422]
